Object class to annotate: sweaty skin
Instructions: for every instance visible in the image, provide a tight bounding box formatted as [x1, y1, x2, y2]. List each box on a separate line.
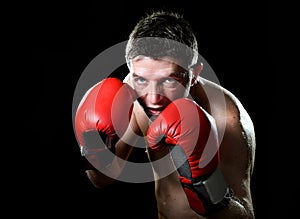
[123, 56, 256, 218]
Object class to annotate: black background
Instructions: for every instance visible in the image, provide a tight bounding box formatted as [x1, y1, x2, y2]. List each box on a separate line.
[6, 1, 274, 218]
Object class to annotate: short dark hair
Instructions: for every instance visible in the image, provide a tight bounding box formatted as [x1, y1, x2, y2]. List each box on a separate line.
[125, 11, 198, 70]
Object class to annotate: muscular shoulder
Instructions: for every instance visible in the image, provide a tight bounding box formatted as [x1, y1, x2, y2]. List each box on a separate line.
[190, 77, 256, 175]
[221, 88, 256, 178]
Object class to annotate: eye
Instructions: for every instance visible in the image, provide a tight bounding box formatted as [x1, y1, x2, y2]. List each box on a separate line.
[134, 77, 147, 85]
[163, 77, 177, 84]
[161, 77, 180, 88]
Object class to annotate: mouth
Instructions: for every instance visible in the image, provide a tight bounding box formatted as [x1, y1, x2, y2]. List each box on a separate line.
[136, 99, 167, 118]
[146, 107, 165, 116]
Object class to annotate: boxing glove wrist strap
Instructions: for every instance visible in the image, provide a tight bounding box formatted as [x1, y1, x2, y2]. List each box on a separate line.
[80, 131, 116, 156]
[184, 167, 232, 215]
[194, 167, 230, 205]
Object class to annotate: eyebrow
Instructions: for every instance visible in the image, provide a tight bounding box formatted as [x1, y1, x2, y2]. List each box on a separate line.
[170, 72, 189, 78]
[132, 73, 140, 78]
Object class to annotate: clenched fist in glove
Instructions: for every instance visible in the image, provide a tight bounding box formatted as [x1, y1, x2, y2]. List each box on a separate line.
[147, 98, 230, 216]
[74, 77, 136, 171]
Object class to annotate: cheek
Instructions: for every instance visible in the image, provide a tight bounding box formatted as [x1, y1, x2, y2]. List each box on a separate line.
[134, 89, 145, 98]
[164, 86, 189, 100]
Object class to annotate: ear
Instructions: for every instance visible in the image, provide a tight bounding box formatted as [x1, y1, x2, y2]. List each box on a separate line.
[191, 62, 203, 86]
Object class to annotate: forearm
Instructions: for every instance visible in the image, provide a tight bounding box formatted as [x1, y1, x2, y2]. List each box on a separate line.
[207, 197, 254, 219]
[86, 169, 115, 188]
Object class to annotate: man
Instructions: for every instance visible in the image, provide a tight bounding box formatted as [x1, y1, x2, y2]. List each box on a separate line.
[74, 11, 256, 218]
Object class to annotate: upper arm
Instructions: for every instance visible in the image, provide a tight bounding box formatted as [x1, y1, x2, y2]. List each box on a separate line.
[218, 95, 256, 215]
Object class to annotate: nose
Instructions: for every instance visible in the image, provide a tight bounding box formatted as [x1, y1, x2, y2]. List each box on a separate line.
[148, 92, 162, 105]
[147, 83, 163, 105]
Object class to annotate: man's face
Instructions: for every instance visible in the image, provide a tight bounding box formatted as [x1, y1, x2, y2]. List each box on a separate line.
[130, 56, 191, 117]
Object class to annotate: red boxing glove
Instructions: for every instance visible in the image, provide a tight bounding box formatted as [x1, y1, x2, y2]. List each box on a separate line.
[147, 98, 229, 216]
[74, 77, 136, 170]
